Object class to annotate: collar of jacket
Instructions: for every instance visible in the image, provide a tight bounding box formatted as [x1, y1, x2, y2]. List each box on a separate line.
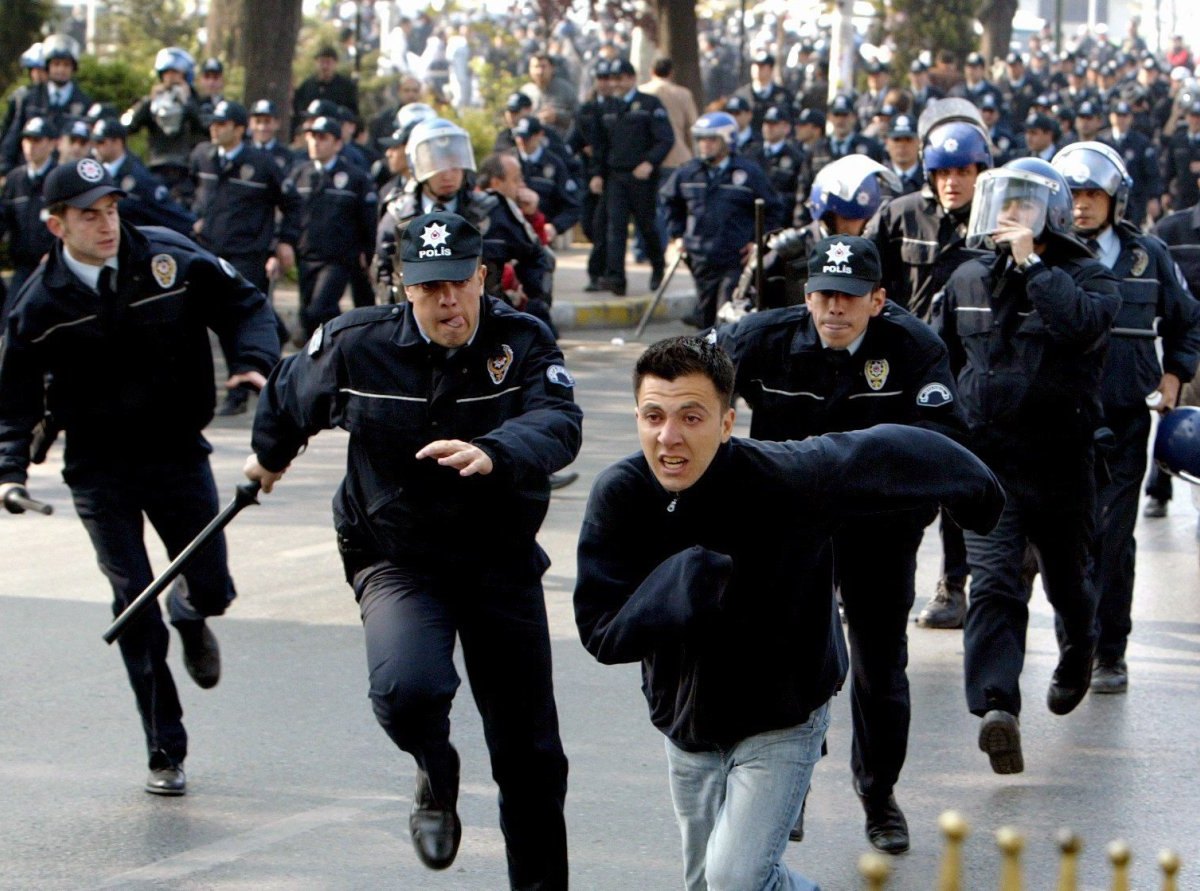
[42, 221, 151, 293]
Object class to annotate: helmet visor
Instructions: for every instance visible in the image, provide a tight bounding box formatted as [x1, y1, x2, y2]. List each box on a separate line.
[967, 169, 1058, 249]
[1055, 150, 1124, 195]
[410, 131, 476, 182]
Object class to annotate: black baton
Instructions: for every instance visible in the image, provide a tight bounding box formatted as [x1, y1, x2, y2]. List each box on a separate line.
[103, 481, 261, 645]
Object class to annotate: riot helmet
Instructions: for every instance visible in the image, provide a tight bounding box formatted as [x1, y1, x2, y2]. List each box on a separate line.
[808, 155, 902, 223]
[966, 157, 1075, 250]
[406, 118, 476, 183]
[1154, 407, 1200, 484]
[1050, 141, 1132, 225]
[396, 102, 436, 132]
[154, 47, 196, 84]
[20, 43, 45, 71]
[41, 34, 79, 69]
[923, 121, 993, 173]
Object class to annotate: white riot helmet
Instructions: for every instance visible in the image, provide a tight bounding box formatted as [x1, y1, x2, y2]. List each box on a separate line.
[406, 118, 476, 184]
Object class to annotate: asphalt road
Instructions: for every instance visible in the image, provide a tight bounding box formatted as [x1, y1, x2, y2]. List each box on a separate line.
[3, 323, 1199, 890]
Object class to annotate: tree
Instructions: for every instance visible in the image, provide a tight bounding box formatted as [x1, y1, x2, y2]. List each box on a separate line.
[651, 0, 702, 104]
[206, 0, 246, 67]
[977, 0, 1019, 63]
[0, 0, 51, 97]
[881, 0, 977, 75]
[241, 0, 304, 138]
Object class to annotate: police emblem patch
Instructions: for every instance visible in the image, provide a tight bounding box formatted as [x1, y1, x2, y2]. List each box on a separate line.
[942, 137, 959, 152]
[487, 344, 514, 384]
[239, 164, 256, 182]
[779, 155, 793, 170]
[826, 241, 853, 264]
[333, 171, 348, 189]
[864, 359, 889, 390]
[421, 222, 449, 248]
[151, 253, 178, 288]
[1131, 247, 1149, 277]
[856, 190, 871, 205]
[544, 164, 555, 179]
[631, 102, 641, 112]
[121, 175, 137, 192]
[77, 158, 104, 182]
[917, 382, 953, 406]
[546, 364, 575, 387]
[732, 169, 748, 186]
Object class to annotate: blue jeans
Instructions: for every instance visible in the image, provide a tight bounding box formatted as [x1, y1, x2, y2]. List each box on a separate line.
[664, 702, 830, 891]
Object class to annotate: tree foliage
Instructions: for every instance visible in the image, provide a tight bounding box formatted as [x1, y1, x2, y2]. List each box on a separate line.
[0, 0, 52, 98]
[104, 0, 204, 59]
[877, 0, 978, 73]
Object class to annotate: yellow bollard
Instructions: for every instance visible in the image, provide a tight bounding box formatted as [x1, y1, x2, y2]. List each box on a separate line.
[996, 827, 1025, 891]
[938, 811, 970, 891]
[1056, 829, 1081, 891]
[1108, 840, 1131, 891]
[859, 851, 891, 890]
[1159, 849, 1180, 891]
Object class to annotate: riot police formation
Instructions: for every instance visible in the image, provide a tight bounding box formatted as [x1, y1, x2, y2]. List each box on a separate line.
[90, 118, 196, 236]
[0, 35, 91, 177]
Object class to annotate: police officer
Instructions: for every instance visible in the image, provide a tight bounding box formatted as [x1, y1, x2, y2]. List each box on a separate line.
[855, 59, 893, 121]
[191, 100, 289, 414]
[121, 48, 207, 203]
[90, 118, 197, 236]
[1051, 143, 1200, 695]
[496, 91, 574, 165]
[718, 235, 967, 855]
[827, 94, 884, 162]
[979, 94, 1020, 164]
[723, 95, 757, 154]
[1103, 100, 1161, 226]
[0, 159, 280, 796]
[999, 52, 1044, 130]
[866, 104, 994, 628]
[0, 35, 91, 176]
[936, 157, 1122, 774]
[1162, 100, 1200, 214]
[749, 105, 807, 219]
[734, 52, 794, 133]
[247, 99, 299, 175]
[660, 111, 784, 328]
[592, 59, 674, 296]
[244, 211, 579, 887]
[57, 116, 93, 163]
[576, 62, 615, 293]
[371, 102, 436, 191]
[908, 59, 945, 118]
[196, 58, 227, 128]
[0, 43, 47, 175]
[512, 116, 582, 242]
[0, 118, 57, 305]
[1019, 112, 1062, 161]
[883, 113, 924, 195]
[277, 116, 378, 339]
[952, 53, 1004, 107]
[794, 108, 834, 218]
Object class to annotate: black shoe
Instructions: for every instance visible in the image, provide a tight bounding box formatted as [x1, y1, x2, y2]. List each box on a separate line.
[857, 789, 910, 855]
[145, 756, 186, 796]
[1047, 647, 1094, 715]
[607, 280, 626, 297]
[915, 577, 966, 629]
[176, 621, 220, 689]
[215, 388, 249, 416]
[583, 278, 609, 292]
[648, 270, 664, 291]
[1091, 658, 1128, 694]
[1143, 497, 1168, 518]
[680, 312, 704, 329]
[549, 471, 579, 490]
[978, 709, 1023, 774]
[409, 752, 461, 871]
[789, 787, 809, 842]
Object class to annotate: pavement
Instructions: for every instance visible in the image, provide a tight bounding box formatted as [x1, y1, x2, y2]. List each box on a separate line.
[4, 325, 1200, 890]
[269, 240, 700, 335]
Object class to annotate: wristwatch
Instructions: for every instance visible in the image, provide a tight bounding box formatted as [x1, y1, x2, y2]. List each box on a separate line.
[1017, 252, 1042, 272]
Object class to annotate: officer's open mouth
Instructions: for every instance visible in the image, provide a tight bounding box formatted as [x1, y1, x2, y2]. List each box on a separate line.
[661, 456, 686, 469]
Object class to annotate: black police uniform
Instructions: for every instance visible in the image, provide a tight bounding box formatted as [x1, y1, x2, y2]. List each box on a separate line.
[734, 81, 795, 133]
[280, 157, 378, 336]
[828, 131, 884, 163]
[661, 155, 784, 327]
[518, 145, 582, 236]
[596, 88, 675, 289]
[1155, 202, 1200, 294]
[749, 138, 807, 218]
[1162, 127, 1200, 213]
[1104, 129, 1161, 225]
[251, 292, 580, 890]
[0, 80, 91, 173]
[935, 248, 1121, 721]
[290, 74, 359, 140]
[573, 92, 609, 285]
[122, 89, 207, 186]
[718, 296, 966, 805]
[106, 151, 197, 236]
[1091, 223, 1200, 666]
[478, 190, 558, 333]
[0, 219, 279, 775]
[253, 138, 300, 176]
[191, 142, 286, 292]
[999, 75, 1044, 131]
[0, 160, 57, 303]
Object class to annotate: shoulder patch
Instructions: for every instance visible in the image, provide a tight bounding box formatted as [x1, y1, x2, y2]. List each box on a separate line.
[546, 364, 575, 388]
[916, 382, 953, 407]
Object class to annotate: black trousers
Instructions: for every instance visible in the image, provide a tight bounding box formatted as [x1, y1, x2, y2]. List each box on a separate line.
[939, 509, 969, 582]
[354, 562, 568, 890]
[584, 191, 607, 281]
[836, 511, 931, 799]
[67, 453, 235, 767]
[604, 170, 663, 285]
[298, 259, 353, 337]
[687, 259, 740, 329]
[1093, 408, 1152, 662]
[222, 251, 290, 348]
[963, 461, 1097, 716]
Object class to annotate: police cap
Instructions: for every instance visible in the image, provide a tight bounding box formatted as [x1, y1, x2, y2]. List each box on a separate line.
[305, 115, 341, 137]
[1112, 100, 1133, 116]
[724, 96, 752, 114]
[20, 116, 57, 140]
[762, 105, 792, 124]
[805, 235, 883, 297]
[250, 99, 279, 118]
[965, 52, 986, 67]
[978, 93, 1000, 111]
[753, 51, 776, 68]
[65, 118, 92, 141]
[910, 59, 929, 73]
[1005, 51, 1024, 66]
[512, 115, 543, 139]
[306, 98, 341, 121]
[1076, 100, 1102, 118]
[201, 57, 224, 75]
[887, 114, 918, 138]
[43, 158, 126, 208]
[828, 94, 854, 115]
[863, 59, 885, 75]
[90, 118, 128, 141]
[797, 108, 826, 129]
[1189, 101, 1200, 116]
[1025, 112, 1059, 133]
[400, 211, 483, 286]
[211, 100, 248, 126]
[612, 59, 636, 77]
[505, 92, 533, 112]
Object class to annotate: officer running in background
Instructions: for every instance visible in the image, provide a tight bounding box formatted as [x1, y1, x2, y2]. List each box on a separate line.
[718, 236, 967, 856]
[277, 116, 378, 341]
[0, 118, 57, 308]
[245, 211, 579, 888]
[867, 100, 994, 629]
[90, 118, 196, 236]
[0, 160, 280, 796]
[936, 157, 1121, 775]
[1051, 142, 1200, 695]
[660, 111, 784, 329]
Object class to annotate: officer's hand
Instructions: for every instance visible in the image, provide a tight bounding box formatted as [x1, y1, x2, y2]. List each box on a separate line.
[589, 176, 604, 195]
[632, 162, 653, 181]
[276, 243, 296, 273]
[1155, 372, 1182, 414]
[1, 482, 30, 514]
[266, 256, 282, 281]
[992, 221, 1035, 264]
[516, 186, 540, 214]
[415, 440, 494, 477]
[193, 219, 204, 235]
[243, 455, 286, 494]
[543, 222, 557, 241]
[227, 371, 268, 392]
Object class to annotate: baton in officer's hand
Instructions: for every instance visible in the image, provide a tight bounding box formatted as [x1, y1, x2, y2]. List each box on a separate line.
[1, 484, 54, 515]
[102, 481, 261, 645]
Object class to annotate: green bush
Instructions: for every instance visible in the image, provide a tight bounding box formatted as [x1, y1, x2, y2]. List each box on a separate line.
[75, 56, 154, 113]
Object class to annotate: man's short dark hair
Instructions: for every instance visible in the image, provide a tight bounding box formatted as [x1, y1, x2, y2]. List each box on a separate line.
[531, 53, 554, 67]
[937, 50, 957, 66]
[476, 152, 511, 188]
[634, 337, 735, 409]
[652, 58, 673, 78]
